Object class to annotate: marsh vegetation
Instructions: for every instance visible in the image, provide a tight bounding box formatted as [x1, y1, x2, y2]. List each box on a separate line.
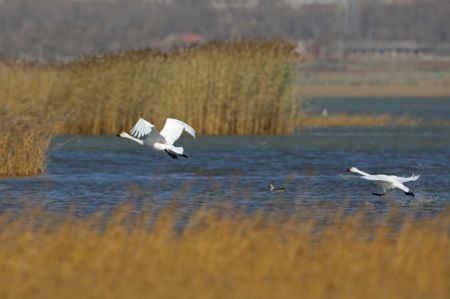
[0, 110, 54, 176]
[0, 205, 447, 299]
[1, 41, 297, 135]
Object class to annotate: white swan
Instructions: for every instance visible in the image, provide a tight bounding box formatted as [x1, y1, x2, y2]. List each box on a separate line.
[347, 167, 419, 197]
[118, 118, 196, 159]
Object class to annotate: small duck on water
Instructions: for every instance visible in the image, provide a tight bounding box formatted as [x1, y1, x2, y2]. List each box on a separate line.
[269, 183, 285, 192]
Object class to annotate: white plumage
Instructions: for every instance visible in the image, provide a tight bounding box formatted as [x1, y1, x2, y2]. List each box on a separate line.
[160, 118, 196, 145]
[346, 167, 419, 197]
[118, 117, 196, 159]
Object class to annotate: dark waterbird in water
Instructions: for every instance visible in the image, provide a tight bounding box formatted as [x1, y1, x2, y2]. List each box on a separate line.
[269, 183, 285, 192]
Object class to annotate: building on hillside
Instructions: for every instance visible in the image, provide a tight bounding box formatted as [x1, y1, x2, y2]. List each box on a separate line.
[211, 0, 259, 9]
[383, 0, 416, 5]
[152, 33, 205, 51]
[285, 0, 346, 7]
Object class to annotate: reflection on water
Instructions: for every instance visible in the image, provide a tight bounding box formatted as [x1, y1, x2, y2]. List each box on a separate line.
[1, 125, 448, 220]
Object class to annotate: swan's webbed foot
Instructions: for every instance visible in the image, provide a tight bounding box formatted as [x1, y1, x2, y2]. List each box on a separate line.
[164, 150, 178, 159]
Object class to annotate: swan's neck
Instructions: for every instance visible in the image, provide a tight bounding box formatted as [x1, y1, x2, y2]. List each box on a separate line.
[119, 132, 144, 145]
[351, 168, 371, 176]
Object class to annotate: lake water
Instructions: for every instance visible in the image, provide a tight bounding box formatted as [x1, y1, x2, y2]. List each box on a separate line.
[0, 98, 449, 220]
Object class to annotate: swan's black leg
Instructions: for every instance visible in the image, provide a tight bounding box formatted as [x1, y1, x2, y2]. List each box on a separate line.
[164, 149, 178, 159]
[372, 192, 386, 197]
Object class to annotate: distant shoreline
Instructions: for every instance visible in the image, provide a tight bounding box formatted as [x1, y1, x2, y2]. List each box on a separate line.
[296, 59, 450, 98]
[299, 85, 450, 98]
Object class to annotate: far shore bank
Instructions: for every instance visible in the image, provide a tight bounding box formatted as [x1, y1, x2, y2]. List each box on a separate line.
[297, 60, 450, 98]
[299, 85, 450, 98]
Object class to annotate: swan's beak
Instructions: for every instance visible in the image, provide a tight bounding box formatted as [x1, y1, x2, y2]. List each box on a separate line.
[405, 191, 415, 197]
[116, 133, 121, 137]
[346, 168, 351, 172]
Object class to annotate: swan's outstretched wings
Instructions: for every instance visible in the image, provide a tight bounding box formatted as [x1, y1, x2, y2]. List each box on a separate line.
[130, 118, 155, 138]
[160, 118, 196, 145]
[391, 174, 420, 183]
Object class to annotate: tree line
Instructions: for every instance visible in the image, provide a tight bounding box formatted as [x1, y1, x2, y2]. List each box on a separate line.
[0, 0, 448, 61]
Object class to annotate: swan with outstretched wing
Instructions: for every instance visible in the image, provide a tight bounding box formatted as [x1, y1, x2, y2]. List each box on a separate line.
[118, 117, 196, 159]
[346, 167, 419, 197]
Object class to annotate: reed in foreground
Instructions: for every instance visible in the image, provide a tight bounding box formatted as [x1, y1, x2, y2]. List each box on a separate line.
[0, 206, 447, 299]
[0, 109, 54, 176]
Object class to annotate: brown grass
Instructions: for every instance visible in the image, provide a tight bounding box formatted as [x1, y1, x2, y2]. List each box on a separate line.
[0, 205, 447, 299]
[0, 109, 54, 176]
[297, 113, 420, 128]
[1, 40, 297, 135]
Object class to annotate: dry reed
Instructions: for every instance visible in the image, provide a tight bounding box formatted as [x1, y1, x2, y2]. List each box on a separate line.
[1, 40, 297, 135]
[0, 109, 54, 176]
[0, 205, 447, 299]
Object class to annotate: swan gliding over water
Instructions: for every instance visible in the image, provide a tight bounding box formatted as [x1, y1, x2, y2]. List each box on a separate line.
[118, 118, 196, 159]
[347, 167, 420, 197]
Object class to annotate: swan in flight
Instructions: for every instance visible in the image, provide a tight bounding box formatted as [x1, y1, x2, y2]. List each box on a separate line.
[347, 167, 419, 197]
[118, 118, 196, 159]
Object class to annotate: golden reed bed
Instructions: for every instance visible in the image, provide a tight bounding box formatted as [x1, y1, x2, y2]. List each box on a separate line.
[0, 41, 297, 135]
[0, 109, 54, 176]
[0, 206, 448, 299]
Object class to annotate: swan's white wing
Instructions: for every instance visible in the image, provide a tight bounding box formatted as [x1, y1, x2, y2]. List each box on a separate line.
[391, 174, 420, 183]
[160, 118, 196, 145]
[130, 118, 155, 138]
[359, 175, 386, 181]
[360, 174, 396, 184]
[393, 182, 410, 193]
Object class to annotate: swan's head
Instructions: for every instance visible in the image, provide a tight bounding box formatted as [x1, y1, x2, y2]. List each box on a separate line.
[347, 167, 358, 173]
[268, 184, 274, 191]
